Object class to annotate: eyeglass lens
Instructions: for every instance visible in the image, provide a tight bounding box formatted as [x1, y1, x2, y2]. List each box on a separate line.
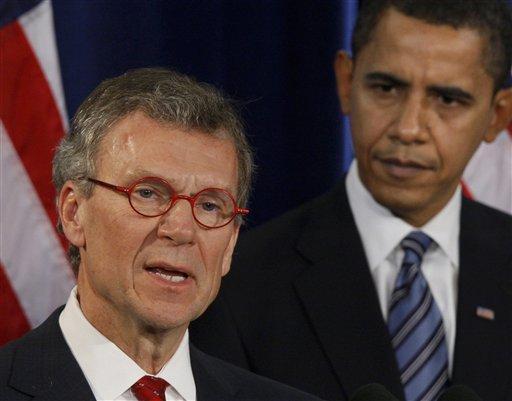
[129, 178, 235, 227]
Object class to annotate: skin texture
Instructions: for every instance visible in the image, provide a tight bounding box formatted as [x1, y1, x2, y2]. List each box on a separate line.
[335, 8, 512, 227]
[59, 111, 240, 373]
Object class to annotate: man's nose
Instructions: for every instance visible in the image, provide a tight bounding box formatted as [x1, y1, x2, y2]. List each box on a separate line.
[156, 198, 195, 244]
[391, 94, 428, 144]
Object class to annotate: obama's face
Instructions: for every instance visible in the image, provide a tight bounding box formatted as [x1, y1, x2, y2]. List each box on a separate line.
[336, 9, 512, 226]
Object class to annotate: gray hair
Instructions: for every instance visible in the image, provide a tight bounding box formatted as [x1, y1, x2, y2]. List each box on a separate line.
[53, 68, 254, 274]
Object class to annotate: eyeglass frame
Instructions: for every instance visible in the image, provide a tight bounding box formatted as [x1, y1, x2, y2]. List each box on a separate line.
[86, 177, 249, 229]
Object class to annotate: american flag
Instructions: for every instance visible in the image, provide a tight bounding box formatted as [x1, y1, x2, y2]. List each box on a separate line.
[0, 0, 511, 346]
[0, 0, 74, 345]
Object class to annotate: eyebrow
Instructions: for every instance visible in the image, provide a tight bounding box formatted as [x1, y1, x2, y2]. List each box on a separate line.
[428, 85, 475, 104]
[364, 72, 475, 103]
[364, 72, 409, 87]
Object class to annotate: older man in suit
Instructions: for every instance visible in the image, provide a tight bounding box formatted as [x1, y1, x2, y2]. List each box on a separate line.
[190, 1, 512, 401]
[0, 68, 322, 401]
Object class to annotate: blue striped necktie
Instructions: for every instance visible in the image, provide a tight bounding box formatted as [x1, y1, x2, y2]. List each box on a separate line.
[387, 231, 449, 401]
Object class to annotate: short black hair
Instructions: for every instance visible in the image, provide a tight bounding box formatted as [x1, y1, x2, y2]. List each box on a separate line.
[352, 0, 512, 91]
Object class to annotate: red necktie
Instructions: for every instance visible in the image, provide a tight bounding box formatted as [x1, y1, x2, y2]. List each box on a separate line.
[131, 375, 169, 401]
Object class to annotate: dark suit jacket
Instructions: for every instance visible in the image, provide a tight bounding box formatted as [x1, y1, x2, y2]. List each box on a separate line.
[0, 308, 322, 401]
[190, 181, 512, 401]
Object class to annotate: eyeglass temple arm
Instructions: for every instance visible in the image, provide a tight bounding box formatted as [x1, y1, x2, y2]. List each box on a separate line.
[237, 208, 250, 215]
[87, 178, 131, 195]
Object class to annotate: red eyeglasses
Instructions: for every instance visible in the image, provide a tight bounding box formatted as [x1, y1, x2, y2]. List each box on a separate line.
[87, 177, 249, 229]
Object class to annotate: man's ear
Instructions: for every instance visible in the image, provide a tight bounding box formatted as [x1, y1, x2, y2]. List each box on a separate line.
[220, 224, 240, 277]
[334, 50, 354, 115]
[484, 87, 512, 143]
[58, 181, 85, 248]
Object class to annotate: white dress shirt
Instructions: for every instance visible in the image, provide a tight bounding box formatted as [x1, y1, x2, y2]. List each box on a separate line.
[345, 161, 460, 375]
[59, 287, 197, 401]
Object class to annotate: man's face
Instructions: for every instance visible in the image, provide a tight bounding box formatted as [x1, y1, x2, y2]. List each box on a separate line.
[336, 9, 511, 226]
[67, 111, 239, 334]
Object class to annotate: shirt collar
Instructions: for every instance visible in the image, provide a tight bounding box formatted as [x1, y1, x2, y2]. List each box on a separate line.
[346, 160, 460, 270]
[59, 287, 196, 400]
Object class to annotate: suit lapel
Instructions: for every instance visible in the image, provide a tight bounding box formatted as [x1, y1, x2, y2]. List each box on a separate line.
[453, 199, 512, 400]
[190, 345, 239, 401]
[292, 183, 403, 399]
[10, 314, 244, 401]
[9, 308, 95, 401]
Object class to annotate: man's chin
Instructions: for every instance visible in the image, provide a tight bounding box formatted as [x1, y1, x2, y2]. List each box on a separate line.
[369, 186, 432, 224]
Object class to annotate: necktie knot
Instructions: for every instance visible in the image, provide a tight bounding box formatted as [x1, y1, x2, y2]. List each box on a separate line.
[132, 375, 169, 401]
[401, 231, 432, 261]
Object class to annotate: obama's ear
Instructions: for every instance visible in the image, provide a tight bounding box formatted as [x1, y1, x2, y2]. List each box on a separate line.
[334, 50, 354, 115]
[484, 87, 512, 143]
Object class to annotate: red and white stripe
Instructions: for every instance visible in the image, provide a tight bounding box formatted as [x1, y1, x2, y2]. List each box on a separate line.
[0, 0, 75, 346]
[462, 126, 512, 215]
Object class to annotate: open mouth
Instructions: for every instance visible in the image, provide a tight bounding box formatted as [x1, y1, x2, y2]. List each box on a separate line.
[146, 267, 189, 283]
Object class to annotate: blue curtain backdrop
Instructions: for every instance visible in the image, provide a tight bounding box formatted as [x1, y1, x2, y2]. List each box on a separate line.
[50, 0, 359, 228]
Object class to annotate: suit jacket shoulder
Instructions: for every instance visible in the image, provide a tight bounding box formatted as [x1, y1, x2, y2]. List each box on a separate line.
[191, 345, 322, 400]
[0, 307, 95, 401]
[235, 182, 345, 263]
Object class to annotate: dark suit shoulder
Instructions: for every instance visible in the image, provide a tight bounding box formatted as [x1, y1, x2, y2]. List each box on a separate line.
[238, 186, 341, 254]
[461, 197, 512, 263]
[462, 197, 512, 227]
[0, 307, 95, 401]
[219, 187, 338, 323]
[233, 182, 346, 278]
[0, 338, 17, 385]
[0, 310, 55, 373]
[0, 309, 62, 401]
[191, 346, 323, 400]
[0, 341, 26, 401]
[0, 306, 65, 357]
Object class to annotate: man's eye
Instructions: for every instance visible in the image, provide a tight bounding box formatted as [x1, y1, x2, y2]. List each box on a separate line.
[136, 188, 156, 199]
[370, 83, 399, 97]
[378, 84, 394, 92]
[439, 95, 458, 106]
[200, 201, 220, 212]
[371, 83, 395, 93]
